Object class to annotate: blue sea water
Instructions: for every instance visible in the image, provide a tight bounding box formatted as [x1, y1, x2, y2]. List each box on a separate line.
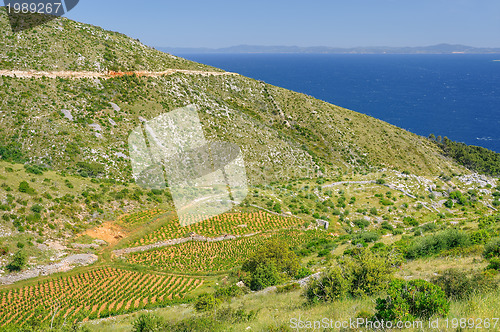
[177, 53, 500, 153]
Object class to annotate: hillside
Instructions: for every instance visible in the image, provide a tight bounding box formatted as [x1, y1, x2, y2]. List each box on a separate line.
[0, 8, 219, 72]
[0, 8, 461, 185]
[0, 8, 499, 332]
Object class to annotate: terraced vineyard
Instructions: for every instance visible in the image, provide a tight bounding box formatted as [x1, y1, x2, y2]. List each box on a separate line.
[0, 268, 203, 326]
[128, 229, 330, 273]
[133, 211, 303, 246]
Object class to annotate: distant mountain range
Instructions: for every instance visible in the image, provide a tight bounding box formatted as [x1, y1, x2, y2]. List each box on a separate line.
[159, 44, 500, 54]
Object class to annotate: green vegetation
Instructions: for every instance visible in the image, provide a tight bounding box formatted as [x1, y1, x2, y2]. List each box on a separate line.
[0, 7, 499, 332]
[6, 249, 27, 271]
[305, 248, 394, 302]
[431, 269, 498, 300]
[398, 229, 472, 259]
[430, 135, 500, 176]
[242, 240, 300, 291]
[375, 279, 450, 321]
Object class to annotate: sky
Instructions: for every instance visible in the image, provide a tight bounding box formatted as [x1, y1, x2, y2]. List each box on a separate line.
[63, 0, 500, 48]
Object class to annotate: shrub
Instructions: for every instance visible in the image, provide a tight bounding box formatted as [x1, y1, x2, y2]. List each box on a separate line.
[248, 264, 282, 291]
[380, 199, 394, 206]
[76, 161, 105, 178]
[6, 250, 27, 271]
[24, 164, 46, 175]
[295, 266, 312, 279]
[421, 223, 438, 233]
[376, 179, 386, 185]
[392, 228, 403, 235]
[375, 279, 450, 321]
[304, 265, 350, 303]
[18, 181, 35, 194]
[381, 221, 393, 231]
[403, 229, 471, 259]
[431, 268, 498, 300]
[483, 237, 500, 259]
[132, 313, 163, 332]
[486, 258, 500, 271]
[352, 231, 381, 244]
[317, 248, 330, 257]
[30, 204, 43, 213]
[305, 248, 394, 303]
[242, 240, 300, 291]
[0, 246, 8, 256]
[194, 293, 221, 312]
[353, 219, 370, 229]
[214, 285, 244, 300]
[470, 229, 491, 244]
[341, 248, 394, 297]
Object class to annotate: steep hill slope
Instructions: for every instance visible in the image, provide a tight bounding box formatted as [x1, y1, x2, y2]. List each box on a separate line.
[0, 8, 220, 72]
[0, 8, 461, 185]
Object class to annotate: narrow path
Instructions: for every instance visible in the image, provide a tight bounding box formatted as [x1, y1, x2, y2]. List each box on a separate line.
[0, 69, 239, 79]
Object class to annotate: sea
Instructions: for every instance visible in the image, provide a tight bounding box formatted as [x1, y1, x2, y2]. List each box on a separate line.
[177, 53, 500, 153]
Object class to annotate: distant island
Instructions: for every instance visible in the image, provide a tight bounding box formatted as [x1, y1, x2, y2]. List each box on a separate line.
[159, 43, 500, 54]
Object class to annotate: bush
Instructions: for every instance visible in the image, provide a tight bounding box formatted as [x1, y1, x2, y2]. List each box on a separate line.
[214, 284, 244, 300]
[403, 229, 471, 259]
[470, 229, 491, 244]
[24, 164, 46, 175]
[76, 161, 105, 178]
[30, 204, 43, 213]
[0, 246, 8, 256]
[483, 237, 500, 259]
[352, 231, 381, 245]
[194, 293, 221, 312]
[486, 258, 500, 271]
[6, 250, 27, 271]
[375, 279, 450, 321]
[431, 269, 498, 300]
[353, 219, 370, 229]
[392, 228, 403, 235]
[132, 313, 163, 332]
[381, 221, 393, 231]
[305, 248, 394, 303]
[242, 240, 300, 291]
[444, 199, 454, 208]
[295, 266, 312, 279]
[304, 265, 350, 303]
[18, 181, 35, 194]
[248, 264, 282, 291]
[342, 248, 394, 297]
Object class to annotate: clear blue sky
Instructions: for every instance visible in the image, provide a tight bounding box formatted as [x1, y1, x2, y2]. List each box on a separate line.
[64, 0, 500, 48]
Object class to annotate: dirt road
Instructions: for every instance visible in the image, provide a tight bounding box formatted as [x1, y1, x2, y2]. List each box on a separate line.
[0, 69, 239, 79]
